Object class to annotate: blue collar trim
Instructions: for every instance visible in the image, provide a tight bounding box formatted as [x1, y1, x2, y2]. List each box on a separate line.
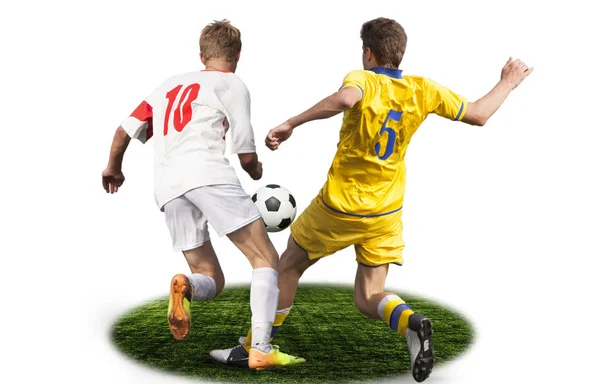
[369, 66, 403, 79]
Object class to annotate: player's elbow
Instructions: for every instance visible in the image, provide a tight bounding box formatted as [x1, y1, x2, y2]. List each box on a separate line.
[462, 103, 488, 126]
[471, 115, 488, 127]
[116, 125, 132, 140]
[339, 94, 356, 110]
[238, 152, 257, 169]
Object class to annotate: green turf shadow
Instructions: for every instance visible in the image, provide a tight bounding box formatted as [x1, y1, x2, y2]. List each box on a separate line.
[111, 285, 474, 383]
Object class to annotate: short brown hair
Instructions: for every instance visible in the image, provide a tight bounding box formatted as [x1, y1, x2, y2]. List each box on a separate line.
[199, 19, 242, 61]
[360, 18, 407, 68]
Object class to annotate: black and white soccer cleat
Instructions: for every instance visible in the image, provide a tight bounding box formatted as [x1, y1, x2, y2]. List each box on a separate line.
[209, 337, 250, 368]
[405, 314, 435, 382]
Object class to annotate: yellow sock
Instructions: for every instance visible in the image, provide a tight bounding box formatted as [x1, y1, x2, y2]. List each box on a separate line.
[243, 328, 252, 352]
[378, 295, 414, 336]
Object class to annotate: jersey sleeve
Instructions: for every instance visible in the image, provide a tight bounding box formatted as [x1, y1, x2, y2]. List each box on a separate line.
[222, 78, 256, 154]
[121, 94, 155, 144]
[340, 70, 369, 104]
[423, 78, 468, 121]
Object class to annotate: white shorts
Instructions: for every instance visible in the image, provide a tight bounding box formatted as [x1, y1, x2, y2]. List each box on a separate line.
[163, 184, 261, 252]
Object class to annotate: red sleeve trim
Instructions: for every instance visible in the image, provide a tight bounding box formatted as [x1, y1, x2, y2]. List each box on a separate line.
[131, 100, 153, 122]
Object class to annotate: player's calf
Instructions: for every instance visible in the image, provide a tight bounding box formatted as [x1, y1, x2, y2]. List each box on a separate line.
[227, 218, 279, 270]
[354, 292, 384, 319]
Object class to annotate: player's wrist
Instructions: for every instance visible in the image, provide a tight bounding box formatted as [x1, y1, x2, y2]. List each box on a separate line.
[285, 118, 298, 130]
[106, 161, 123, 172]
[248, 165, 262, 180]
[497, 77, 515, 92]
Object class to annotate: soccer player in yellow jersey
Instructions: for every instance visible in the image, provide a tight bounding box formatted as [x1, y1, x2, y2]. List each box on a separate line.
[210, 18, 532, 381]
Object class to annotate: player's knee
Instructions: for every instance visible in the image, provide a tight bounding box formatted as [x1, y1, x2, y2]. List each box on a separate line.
[353, 294, 369, 316]
[280, 252, 305, 277]
[279, 238, 312, 277]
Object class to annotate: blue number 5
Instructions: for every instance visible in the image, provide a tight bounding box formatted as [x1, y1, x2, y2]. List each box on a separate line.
[375, 110, 403, 160]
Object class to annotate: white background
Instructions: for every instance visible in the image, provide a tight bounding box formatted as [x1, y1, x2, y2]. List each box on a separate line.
[1, 0, 599, 383]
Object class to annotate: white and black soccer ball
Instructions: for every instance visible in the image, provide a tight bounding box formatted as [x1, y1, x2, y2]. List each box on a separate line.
[252, 184, 297, 232]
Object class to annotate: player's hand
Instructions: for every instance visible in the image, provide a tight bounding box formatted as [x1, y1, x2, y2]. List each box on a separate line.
[102, 167, 125, 194]
[265, 122, 293, 151]
[501, 57, 533, 90]
[249, 162, 263, 180]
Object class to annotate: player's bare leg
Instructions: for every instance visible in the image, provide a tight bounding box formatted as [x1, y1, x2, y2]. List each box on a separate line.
[278, 235, 319, 308]
[226, 218, 280, 270]
[225, 220, 305, 369]
[211, 234, 315, 367]
[183, 240, 225, 294]
[353, 263, 391, 318]
[354, 264, 434, 382]
[168, 241, 224, 341]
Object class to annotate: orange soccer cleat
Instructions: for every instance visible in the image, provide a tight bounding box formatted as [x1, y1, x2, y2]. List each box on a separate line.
[167, 274, 192, 341]
[248, 345, 305, 370]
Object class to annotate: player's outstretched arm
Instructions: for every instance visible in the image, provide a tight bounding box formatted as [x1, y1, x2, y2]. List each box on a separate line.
[102, 126, 131, 194]
[238, 152, 263, 180]
[462, 57, 533, 126]
[265, 86, 362, 150]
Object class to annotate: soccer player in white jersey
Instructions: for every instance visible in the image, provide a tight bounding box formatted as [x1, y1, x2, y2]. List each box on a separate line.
[101, 20, 304, 370]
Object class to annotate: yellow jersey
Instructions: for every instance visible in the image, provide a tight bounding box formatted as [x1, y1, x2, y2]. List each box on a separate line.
[321, 67, 468, 216]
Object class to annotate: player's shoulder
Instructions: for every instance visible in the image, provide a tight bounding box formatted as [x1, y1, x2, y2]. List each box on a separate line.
[400, 75, 440, 92]
[401, 74, 428, 85]
[222, 71, 248, 89]
[150, 71, 200, 91]
[160, 70, 240, 83]
[163, 70, 213, 84]
[164, 70, 248, 93]
[343, 69, 377, 80]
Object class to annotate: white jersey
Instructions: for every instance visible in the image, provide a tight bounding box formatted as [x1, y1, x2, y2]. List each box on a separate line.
[121, 70, 256, 211]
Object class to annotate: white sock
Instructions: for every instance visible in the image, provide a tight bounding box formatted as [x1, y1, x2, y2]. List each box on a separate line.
[250, 267, 279, 353]
[187, 273, 217, 301]
[277, 306, 292, 316]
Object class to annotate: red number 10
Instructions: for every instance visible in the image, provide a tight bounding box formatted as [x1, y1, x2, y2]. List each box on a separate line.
[163, 83, 201, 135]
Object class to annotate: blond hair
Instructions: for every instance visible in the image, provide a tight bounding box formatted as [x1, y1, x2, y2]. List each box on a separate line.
[199, 19, 242, 61]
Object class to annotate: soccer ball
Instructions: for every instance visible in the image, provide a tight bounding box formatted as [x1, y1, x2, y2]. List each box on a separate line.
[252, 184, 297, 232]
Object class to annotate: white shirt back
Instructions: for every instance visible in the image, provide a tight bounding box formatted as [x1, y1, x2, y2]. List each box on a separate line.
[121, 70, 256, 210]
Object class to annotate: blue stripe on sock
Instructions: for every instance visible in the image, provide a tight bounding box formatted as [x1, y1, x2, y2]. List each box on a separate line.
[270, 326, 280, 338]
[389, 304, 412, 331]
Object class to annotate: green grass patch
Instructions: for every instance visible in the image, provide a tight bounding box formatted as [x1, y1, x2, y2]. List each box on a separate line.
[112, 285, 474, 383]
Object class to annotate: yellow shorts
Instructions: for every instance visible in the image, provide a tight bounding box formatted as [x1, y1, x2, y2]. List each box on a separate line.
[290, 193, 404, 266]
